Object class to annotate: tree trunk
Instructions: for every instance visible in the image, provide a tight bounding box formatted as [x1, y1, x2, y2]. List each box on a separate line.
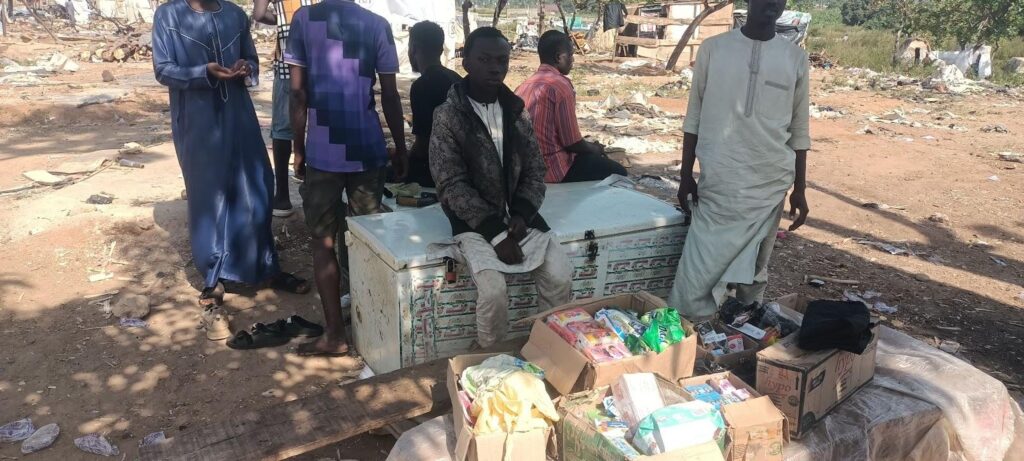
[538, 0, 545, 32]
[555, 0, 569, 35]
[665, 0, 732, 71]
[491, 0, 508, 28]
[462, 1, 472, 42]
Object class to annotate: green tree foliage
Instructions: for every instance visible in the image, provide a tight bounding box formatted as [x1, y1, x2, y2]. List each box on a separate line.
[840, 0, 873, 26]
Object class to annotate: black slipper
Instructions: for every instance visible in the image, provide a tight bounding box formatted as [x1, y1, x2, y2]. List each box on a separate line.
[226, 323, 291, 350]
[270, 272, 311, 295]
[266, 315, 324, 338]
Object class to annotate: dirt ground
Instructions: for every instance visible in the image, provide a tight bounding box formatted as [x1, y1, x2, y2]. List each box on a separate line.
[2, 23, 1024, 461]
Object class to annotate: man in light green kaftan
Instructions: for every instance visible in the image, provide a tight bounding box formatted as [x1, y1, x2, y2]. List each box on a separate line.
[668, 0, 810, 320]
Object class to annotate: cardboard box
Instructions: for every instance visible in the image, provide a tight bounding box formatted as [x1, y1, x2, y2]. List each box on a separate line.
[558, 379, 726, 461]
[521, 291, 698, 395]
[755, 295, 880, 439]
[447, 353, 553, 461]
[697, 320, 762, 371]
[679, 372, 787, 461]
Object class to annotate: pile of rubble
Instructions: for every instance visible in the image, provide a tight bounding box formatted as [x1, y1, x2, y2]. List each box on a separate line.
[577, 92, 684, 139]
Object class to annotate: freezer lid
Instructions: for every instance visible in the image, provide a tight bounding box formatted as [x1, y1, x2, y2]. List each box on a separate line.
[346, 182, 685, 271]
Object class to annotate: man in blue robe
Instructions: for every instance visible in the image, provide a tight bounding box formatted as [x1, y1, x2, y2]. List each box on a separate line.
[152, 0, 308, 316]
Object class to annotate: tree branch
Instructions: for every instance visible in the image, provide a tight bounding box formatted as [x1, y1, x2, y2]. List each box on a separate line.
[665, 0, 731, 71]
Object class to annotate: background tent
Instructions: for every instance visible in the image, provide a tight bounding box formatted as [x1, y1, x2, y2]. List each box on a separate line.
[355, 0, 461, 74]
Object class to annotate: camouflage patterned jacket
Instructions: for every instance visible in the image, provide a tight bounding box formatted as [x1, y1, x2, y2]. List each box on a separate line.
[429, 79, 550, 241]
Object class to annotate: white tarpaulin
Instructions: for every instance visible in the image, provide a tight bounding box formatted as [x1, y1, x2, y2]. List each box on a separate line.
[935, 46, 993, 80]
[355, 0, 461, 74]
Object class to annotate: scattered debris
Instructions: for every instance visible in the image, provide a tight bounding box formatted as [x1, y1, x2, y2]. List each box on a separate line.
[21, 423, 59, 454]
[102, 69, 116, 82]
[139, 431, 166, 448]
[936, 325, 962, 331]
[938, 340, 962, 354]
[913, 272, 931, 282]
[807, 278, 826, 288]
[862, 202, 905, 211]
[74, 434, 119, 457]
[996, 152, 1022, 163]
[805, 275, 861, 285]
[928, 213, 949, 224]
[844, 290, 898, 314]
[119, 317, 149, 328]
[990, 256, 1008, 267]
[809, 104, 845, 119]
[809, 51, 836, 69]
[119, 142, 145, 155]
[0, 418, 35, 443]
[856, 238, 914, 256]
[22, 170, 69, 186]
[981, 124, 1008, 133]
[262, 389, 285, 398]
[112, 294, 150, 319]
[988, 175, 1000, 182]
[86, 193, 115, 205]
[856, 125, 875, 135]
[88, 272, 114, 283]
[76, 92, 126, 108]
[118, 159, 145, 169]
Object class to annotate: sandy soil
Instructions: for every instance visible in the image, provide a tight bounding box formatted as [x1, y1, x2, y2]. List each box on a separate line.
[1, 22, 1023, 461]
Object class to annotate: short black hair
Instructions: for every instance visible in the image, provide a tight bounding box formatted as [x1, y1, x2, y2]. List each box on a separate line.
[410, 21, 445, 57]
[464, 27, 509, 57]
[538, 30, 572, 64]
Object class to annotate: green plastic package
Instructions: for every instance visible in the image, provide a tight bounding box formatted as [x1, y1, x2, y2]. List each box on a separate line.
[640, 308, 685, 353]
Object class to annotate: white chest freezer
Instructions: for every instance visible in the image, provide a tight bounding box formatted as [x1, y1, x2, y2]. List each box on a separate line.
[346, 182, 688, 373]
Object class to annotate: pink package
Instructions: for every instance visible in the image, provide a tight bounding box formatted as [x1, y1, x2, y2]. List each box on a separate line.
[583, 341, 633, 363]
[547, 308, 593, 327]
[547, 308, 595, 344]
[569, 321, 622, 349]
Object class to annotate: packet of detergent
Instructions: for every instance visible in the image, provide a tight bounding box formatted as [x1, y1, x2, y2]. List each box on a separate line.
[640, 308, 685, 353]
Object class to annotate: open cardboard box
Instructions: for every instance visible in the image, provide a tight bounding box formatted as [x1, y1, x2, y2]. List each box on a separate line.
[697, 320, 763, 372]
[755, 294, 880, 439]
[558, 376, 726, 461]
[679, 372, 788, 461]
[521, 291, 697, 395]
[447, 353, 554, 461]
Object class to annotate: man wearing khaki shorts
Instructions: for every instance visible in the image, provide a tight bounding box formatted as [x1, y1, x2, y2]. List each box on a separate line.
[285, 0, 408, 356]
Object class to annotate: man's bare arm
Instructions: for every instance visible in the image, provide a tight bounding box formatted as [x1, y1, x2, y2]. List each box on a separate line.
[252, 0, 276, 25]
[289, 65, 308, 178]
[379, 74, 408, 179]
[676, 132, 699, 213]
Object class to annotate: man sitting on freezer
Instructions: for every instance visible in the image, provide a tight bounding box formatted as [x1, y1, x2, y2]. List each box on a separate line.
[429, 27, 573, 348]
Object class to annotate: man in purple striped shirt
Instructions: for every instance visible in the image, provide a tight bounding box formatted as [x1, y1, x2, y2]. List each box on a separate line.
[285, 0, 407, 356]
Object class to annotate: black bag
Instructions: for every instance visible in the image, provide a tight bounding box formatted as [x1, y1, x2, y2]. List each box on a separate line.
[797, 300, 874, 354]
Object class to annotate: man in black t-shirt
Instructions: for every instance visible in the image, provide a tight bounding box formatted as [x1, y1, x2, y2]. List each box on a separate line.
[406, 21, 462, 188]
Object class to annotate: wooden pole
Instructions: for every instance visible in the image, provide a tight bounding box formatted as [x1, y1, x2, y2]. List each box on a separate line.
[664, 0, 731, 71]
[538, 0, 545, 32]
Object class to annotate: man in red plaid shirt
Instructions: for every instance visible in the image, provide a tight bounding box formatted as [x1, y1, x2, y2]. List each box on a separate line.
[516, 30, 627, 183]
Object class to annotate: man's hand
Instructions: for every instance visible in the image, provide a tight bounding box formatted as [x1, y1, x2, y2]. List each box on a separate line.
[390, 146, 409, 181]
[494, 237, 524, 265]
[788, 188, 809, 231]
[293, 147, 306, 181]
[207, 62, 240, 80]
[677, 175, 698, 214]
[229, 59, 251, 78]
[508, 216, 527, 242]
